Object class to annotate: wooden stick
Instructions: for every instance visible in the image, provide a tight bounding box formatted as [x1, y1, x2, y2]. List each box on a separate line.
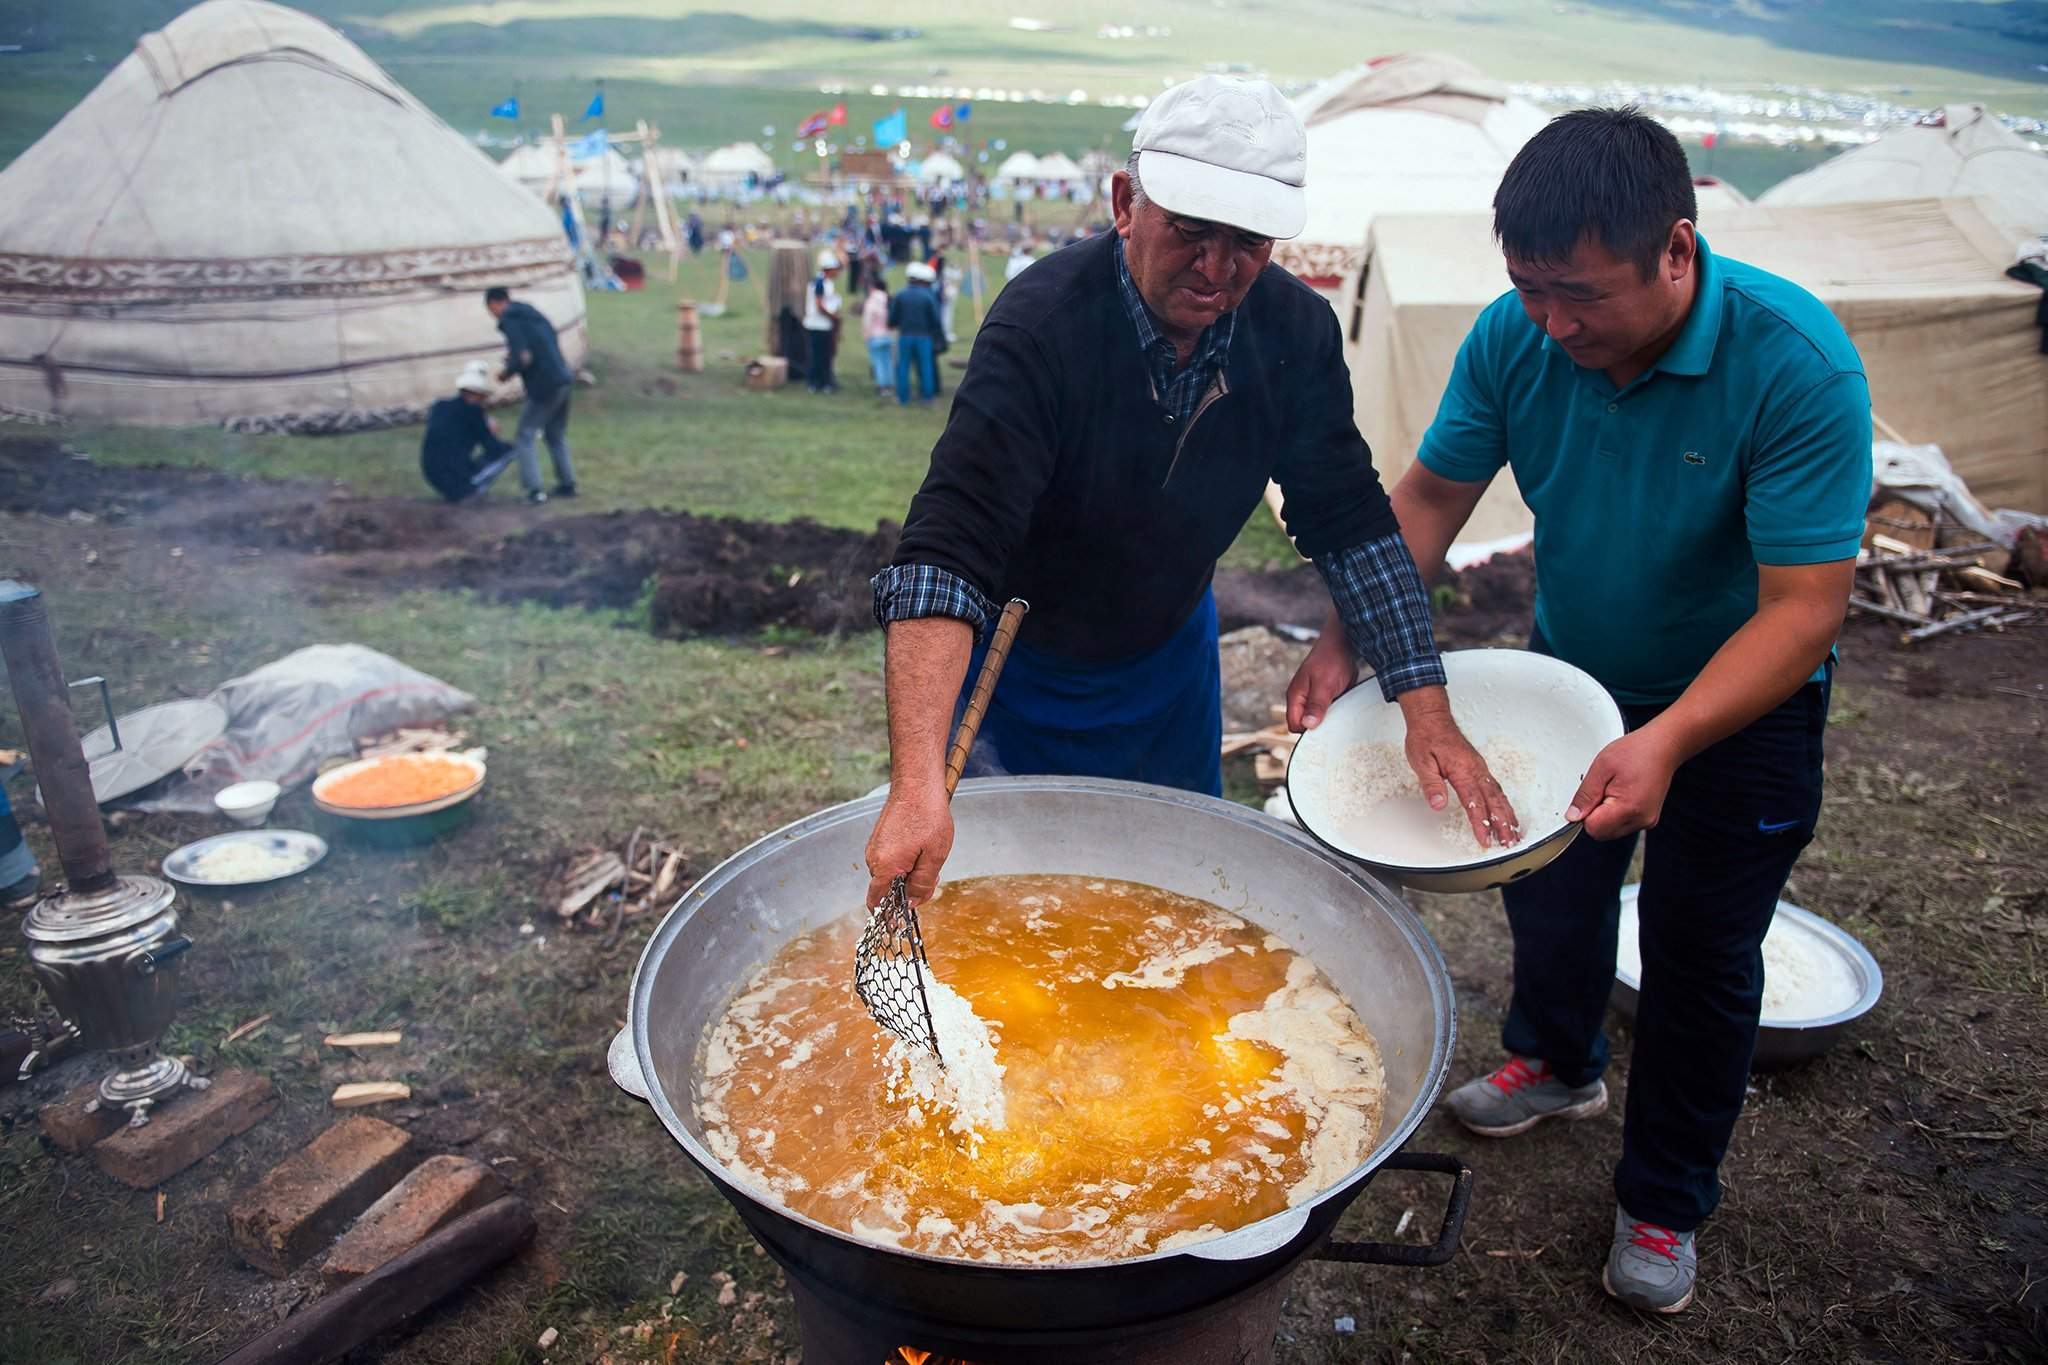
[214, 1198, 535, 1365]
[331, 1082, 411, 1108]
[1848, 596, 1933, 626]
[323, 1031, 401, 1049]
[944, 599, 1029, 795]
[1904, 607, 2003, 643]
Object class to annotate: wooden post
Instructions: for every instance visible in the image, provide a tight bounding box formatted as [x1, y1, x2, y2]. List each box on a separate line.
[677, 299, 703, 373]
[966, 235, 985, 326]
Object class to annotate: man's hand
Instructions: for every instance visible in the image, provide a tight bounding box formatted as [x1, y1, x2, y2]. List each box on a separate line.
[1564, 727, 1682, 840]
[1399, 687, 1521, 849]
[864, 781, 954, 908]
[1285, 616, 1358, 732]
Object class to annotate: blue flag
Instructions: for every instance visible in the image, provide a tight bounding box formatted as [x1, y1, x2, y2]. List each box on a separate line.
[490, 96, 519, 119]
[955, 102, 971, 123]
[872, 108, 906, 147]
[568, 128, 608, 160]
[583, 89, 605, 121]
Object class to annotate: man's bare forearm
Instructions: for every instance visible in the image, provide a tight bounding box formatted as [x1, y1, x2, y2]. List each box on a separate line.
[883, 616, 977, 791]
[1638, 585, 1846, 767]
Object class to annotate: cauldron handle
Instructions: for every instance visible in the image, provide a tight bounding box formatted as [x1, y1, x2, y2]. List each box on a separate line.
[1314, 1150, 1473, 1269]
[607, 1028, 650, 1102]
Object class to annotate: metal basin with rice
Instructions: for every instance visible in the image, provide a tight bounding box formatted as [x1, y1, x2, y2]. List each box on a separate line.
[1610, 883, 1883, 1068]
[609, 777, 1468, 1346]
[1286, 649, 1624, 893]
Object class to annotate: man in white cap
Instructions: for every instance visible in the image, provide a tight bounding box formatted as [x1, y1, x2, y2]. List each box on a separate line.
[803, 248, 843, 393]
[418, 360, 516, 503]
[864, 76, 1519, 907]
[889, 261, 946, 405]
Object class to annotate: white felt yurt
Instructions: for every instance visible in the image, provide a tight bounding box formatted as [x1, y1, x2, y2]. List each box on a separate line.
[1759, 105, 2048, 239]
[698, 141, 777, 189]
[916, 151, 966, 184]
[1033, 151, 1084, 183]
[993, 151, 1044, 181]
[0, 0, 585, 430]
[1279, 53, 1550, 291]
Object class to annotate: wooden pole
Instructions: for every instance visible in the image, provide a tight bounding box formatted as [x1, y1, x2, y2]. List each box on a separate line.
[214, 1198, 535, 1365]
[966, 235, 985, 326]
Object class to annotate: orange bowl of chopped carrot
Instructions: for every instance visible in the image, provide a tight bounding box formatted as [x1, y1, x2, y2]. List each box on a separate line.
[312, 751, 486, 821]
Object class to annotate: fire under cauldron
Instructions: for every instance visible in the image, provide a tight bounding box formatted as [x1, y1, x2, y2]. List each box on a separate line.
[611, 778, 1472, 1363]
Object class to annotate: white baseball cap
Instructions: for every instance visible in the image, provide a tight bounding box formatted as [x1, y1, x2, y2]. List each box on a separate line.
[455, 359, 495, 394]
[1131, 76, 1307, 240]
[816, 248, 841, 270]
[905, 261, 937, 283]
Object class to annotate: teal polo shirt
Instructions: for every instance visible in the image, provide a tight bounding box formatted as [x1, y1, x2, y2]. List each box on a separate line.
[1417, 236, 1872, 704]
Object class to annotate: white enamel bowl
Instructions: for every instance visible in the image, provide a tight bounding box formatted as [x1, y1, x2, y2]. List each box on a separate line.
[1286, 649, 1624, 893]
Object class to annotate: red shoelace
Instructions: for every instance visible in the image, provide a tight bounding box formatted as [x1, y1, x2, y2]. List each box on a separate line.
[1489, 1057, 1549, 1095]
[1628, 1221, 1684, 1262]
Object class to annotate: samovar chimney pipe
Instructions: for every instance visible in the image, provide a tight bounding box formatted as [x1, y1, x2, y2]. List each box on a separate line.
[0, 580, 114, 893]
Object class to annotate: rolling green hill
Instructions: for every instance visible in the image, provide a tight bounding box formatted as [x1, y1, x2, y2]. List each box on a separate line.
[1, 0, 2043, 179]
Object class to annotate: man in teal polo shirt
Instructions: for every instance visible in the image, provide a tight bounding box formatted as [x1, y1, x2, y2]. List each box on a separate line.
[1289, 108, 1869, 1313]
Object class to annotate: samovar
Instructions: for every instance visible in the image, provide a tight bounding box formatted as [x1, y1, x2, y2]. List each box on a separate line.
[1, 581, 205, 1125]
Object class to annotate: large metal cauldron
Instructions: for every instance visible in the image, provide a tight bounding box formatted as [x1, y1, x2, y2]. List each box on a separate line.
[610, 777, 1466, 1337]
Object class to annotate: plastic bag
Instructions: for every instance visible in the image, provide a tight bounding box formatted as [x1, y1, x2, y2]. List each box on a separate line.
[125, 645, 473, 812]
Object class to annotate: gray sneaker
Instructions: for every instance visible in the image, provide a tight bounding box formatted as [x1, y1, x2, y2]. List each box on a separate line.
[1443, 1055, 1607, 1137]
[1603, 1205, 1697, 1313]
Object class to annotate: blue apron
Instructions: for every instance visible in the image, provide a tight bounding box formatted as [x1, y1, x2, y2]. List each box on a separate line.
[957, 588, 1223, 796]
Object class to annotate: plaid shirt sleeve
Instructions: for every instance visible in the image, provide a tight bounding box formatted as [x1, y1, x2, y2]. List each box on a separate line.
[871, 563, 997, 639]
[1314, 532, 1448, 701]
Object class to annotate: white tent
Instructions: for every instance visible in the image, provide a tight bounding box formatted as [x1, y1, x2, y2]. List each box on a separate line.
[916, 152, 966, 184]
[1760, 105, 2048, 239]
[1347, 198, 2048, 545]
[1279, 53, 1550, 291]
[698, 141, 777, 189]
[1034, 151, 1084, 182]
[0, 0, 585, 430]
[994, 151, 1044, 181]
[643, 145, 697, 194]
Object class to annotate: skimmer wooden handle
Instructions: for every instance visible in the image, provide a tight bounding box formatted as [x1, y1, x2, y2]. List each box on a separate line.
[943, 598, 1028, 798]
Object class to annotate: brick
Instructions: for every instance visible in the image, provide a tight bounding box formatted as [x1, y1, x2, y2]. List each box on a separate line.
[40, 1079, 126, 1153]
[320, 1155, 503, 1285]
[93, 1070, 278, 1188]
[229, 1115, 412, 1277]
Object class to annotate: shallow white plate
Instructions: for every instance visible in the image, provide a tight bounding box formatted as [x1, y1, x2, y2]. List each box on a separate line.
[163, 829, 328, 887]
[1286, 648, 1623, 893]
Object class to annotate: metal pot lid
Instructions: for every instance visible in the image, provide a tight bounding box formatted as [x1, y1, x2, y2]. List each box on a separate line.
[25, 873, 176, 943]
[80, 699, 227, 803]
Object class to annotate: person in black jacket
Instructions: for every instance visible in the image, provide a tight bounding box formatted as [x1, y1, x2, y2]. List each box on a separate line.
[862, 76, 1517, 909]
[419, 361, 515, 502]
[484, 286, 577, 504]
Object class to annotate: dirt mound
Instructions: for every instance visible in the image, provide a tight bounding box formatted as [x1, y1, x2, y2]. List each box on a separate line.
[430, 510, 901, 637]
[204, 494, 488, 554]
[0, 436, 247, 522]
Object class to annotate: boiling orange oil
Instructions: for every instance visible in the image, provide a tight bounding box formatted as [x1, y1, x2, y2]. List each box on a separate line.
[693, 874, 1384, 1263]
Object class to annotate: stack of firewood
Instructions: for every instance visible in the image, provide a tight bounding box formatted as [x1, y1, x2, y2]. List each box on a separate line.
[1850, 500, 2042, 644]
[552, 828, 690, 930]
[1222, 705, 1299, 789]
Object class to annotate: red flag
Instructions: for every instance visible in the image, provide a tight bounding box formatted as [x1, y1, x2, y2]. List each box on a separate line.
[930, 104, 954, 130]
[797, 110, 830, 139]
[1701, 132, 1718, 149]
[828, 102, 847, 126]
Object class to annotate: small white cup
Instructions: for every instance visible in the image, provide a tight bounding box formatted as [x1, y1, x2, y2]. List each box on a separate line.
[215, 780, 281, 827]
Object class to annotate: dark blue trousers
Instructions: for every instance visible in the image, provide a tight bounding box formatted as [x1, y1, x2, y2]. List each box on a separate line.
[1500, 663, 1830, 1231]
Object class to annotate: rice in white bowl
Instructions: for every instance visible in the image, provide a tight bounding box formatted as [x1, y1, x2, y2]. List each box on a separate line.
[1617, 897, 1862, 1023]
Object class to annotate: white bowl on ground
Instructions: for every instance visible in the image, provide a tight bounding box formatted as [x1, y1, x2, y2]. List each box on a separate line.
[214, 779, 281, 827]
[1285, 649, 1624, 893]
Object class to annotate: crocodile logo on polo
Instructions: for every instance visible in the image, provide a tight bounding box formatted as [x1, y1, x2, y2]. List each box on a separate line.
[1683, 451, 1706, 466]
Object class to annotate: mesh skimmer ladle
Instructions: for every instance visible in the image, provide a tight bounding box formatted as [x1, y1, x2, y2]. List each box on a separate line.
[856, 598, 1029, 1063]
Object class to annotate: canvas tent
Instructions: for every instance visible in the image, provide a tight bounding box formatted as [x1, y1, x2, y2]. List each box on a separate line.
[1347, 198, 2048, 546]
[698, 141, 777, 189]
[1278, 53, 1550, 291]
[1759, 105, 2048, 239]
[0, 0, 585, 430]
